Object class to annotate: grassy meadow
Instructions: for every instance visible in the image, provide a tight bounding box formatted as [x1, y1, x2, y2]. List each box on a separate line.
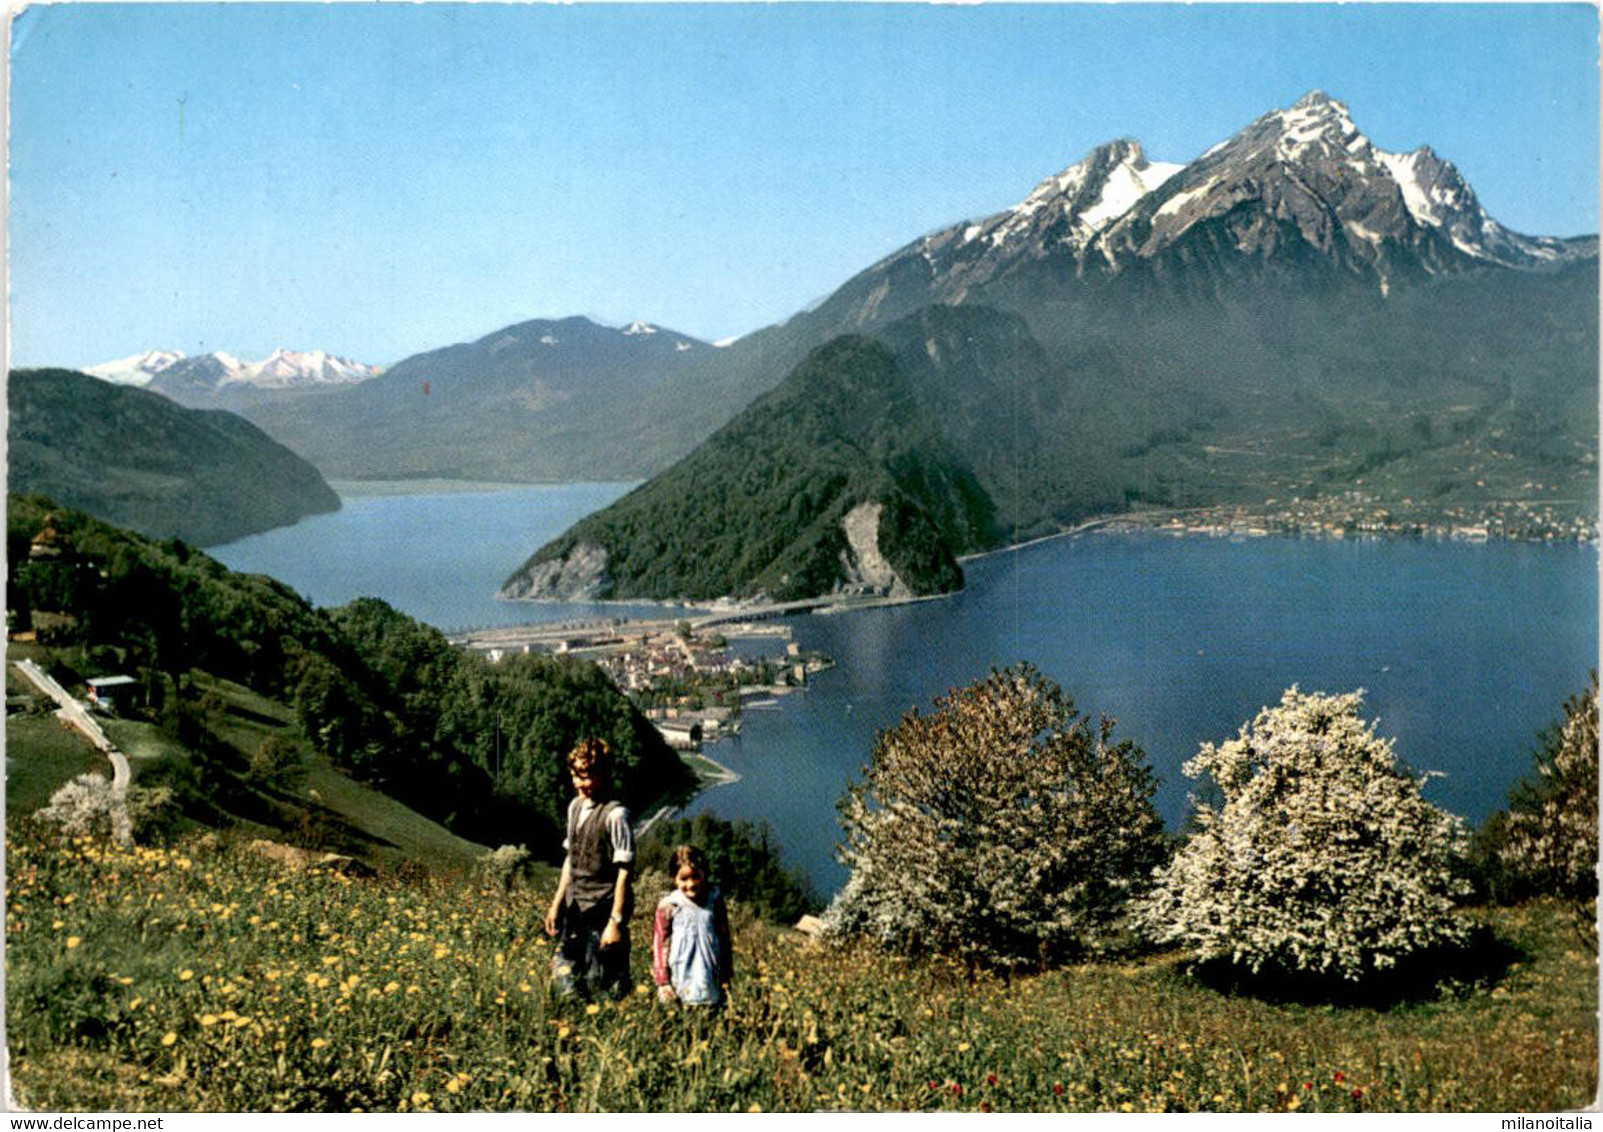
[6, 822, 1595, 1113]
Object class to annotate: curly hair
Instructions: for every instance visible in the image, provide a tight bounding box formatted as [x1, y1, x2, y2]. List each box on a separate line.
[566, 737, 613, 776]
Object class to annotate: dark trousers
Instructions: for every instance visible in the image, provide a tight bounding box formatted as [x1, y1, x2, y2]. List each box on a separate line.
[551, 902, 630, 1000]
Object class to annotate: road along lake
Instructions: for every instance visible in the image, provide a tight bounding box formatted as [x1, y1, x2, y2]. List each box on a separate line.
[213, 484, 1599, 895]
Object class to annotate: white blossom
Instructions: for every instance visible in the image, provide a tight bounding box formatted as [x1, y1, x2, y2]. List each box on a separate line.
[1139, 687, 1470, 982]
[826, 664, 1168, 968]
[1500, 678, 1599, 898]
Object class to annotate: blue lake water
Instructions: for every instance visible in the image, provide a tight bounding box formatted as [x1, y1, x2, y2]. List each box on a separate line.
[210, 482, 693, 630]
[212, 487, 1599, 897]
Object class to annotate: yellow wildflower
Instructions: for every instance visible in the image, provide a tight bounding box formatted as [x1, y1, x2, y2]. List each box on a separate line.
[65, 936, 81, 949]
[179, 969, 194, 981]
[200, 1015, 219, 1027]
[585, 1003, 601, 1016]
[311, 1038, 328, 1049]
[161, 1032, 178, 1047]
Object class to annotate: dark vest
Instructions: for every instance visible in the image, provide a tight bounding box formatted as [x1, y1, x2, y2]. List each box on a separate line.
[566, 800, 628, 917]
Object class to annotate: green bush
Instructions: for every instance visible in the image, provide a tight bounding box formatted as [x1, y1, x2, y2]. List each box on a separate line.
[637, 813, 820, 924]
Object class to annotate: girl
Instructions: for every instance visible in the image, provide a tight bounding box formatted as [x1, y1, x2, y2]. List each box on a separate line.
[652, 844, 733, 1006]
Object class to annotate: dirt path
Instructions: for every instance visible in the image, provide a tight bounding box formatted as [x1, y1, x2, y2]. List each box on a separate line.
[12, 660, 132, 843]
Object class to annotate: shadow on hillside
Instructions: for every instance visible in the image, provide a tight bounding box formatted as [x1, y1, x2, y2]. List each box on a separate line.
[1183, 925, 1527, 1009]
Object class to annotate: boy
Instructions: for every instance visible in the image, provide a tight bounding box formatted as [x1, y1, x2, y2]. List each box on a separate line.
[544, 737, 635, 999]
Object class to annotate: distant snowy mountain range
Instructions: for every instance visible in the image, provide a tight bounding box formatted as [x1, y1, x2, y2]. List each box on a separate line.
[85, 348, 382, 393]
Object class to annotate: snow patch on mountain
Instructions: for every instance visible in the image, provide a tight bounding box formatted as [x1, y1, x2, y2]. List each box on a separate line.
[84, 350, 184, 386]
[1080, 159, 1182, 230]
[86, 348, 382, 392]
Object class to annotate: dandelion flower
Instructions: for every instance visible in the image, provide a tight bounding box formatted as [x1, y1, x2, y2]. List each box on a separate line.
[412, 1091, 431, 1105]
[200, 1015, 219, 1027]
[179, 969, 194, 981]
[65, 936, 81, 949]
[585, 1003, 601, 1016]
[311, 1038, 329, 1049]
[956, 1041, 971, 1053]
[161, 1032, 178, 1047]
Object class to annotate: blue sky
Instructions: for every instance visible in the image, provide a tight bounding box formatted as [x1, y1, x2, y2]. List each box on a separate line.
[9, 3, 1599, 368]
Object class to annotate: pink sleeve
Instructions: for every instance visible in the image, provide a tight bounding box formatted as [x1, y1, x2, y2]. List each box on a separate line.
[651, 902, 674, 986]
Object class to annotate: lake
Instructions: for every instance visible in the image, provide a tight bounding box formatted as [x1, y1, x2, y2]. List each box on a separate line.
[211, 481, 692, 630]
[212, 486, 1599, 896]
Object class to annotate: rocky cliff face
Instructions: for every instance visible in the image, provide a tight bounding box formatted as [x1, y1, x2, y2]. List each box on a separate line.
[501, 541, 609, 601]
[836, 501, 913, 599]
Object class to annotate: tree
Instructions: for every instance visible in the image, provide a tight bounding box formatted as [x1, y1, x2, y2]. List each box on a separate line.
[638, 813, 821, 924]
[1499, 675, 1599, 901]
[825, 663, 1167, 969]
[1139, 687, 1470, 983]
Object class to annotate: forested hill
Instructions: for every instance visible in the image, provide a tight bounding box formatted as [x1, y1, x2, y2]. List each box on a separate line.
[7, 494, 693, 850]
[502, 336, 997, 603]
[8, 368, 341, 546]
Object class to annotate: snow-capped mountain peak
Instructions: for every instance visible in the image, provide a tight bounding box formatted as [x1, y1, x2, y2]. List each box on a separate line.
[83, 349, 184, 386]
[84, 347, 382, 396]
[1278, 90, 1362, 150]
[622, 320, 658, 336]
[963, 138, 1182, 254]
[241, 349, 381, 388]
[824, 90, 1594, 332]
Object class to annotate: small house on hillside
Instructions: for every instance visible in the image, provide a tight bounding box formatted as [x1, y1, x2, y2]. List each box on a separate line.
[86, 675, 139, 714]
[653, 719, 703, 750]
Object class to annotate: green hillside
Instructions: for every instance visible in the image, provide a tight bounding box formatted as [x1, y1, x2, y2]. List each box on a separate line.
[6, 494, 694, 857]
[8, 368, 342, 546]
[503, 336, 996, 602]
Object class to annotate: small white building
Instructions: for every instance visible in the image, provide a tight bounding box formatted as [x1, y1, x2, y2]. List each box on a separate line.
[86, 675, 139, 714]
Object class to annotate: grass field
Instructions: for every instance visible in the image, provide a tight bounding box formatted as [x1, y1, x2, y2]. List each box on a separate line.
[6, 823, 1594, 1113]
[4, 714, 108, 816]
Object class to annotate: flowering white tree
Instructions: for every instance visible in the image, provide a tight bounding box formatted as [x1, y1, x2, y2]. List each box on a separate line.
[35, 773, 171, 844]
[1139, 687, 1470, 982]
[35, 773, 119, 837]
[825, 664, 1168, 969]
[1500, 677, 1599, 900]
